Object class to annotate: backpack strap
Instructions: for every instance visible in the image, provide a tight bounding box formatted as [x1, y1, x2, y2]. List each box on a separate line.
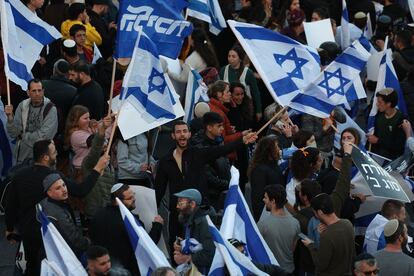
[42, 102, 55, 120]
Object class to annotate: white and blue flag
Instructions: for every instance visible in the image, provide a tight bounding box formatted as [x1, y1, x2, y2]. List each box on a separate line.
[187, 0, 227, 35]
[0, 0, 61, 90]
[0, 101, 13, 178]
[38, 206, 87, 276]
[92, 42, 102, 64]
[364, 13, 373, 39]
[227, 20, 320, 106]
[184, 68, 209, 123]
[116, 198, 170, 275]
[216, 167, 278, 266]
[290, 40, 371, 118]
[367, 48, 408, 133]
[340, 0, 351, 49]
[115, 0, 192, 59]
[207, 215, 268, 276]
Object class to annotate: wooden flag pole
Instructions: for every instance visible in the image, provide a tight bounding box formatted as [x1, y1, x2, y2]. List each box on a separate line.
[105, 114, 118, 157]
[107, 59, 117, 116]
[6, 77, 11, 106]
[256, 106, 287, 135]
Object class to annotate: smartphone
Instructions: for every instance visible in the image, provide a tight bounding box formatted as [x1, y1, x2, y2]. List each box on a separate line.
[298, 233, 309, 241]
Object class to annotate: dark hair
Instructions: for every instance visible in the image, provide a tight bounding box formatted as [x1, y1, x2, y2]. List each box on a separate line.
[28, 78, 43, 91]
[341, 127, 361, 146]
[312, 7, 329, 20]
[69, 24, 86, 37]
[293, 130, 313, 148]
[264, 185, 287, 209]
[110, 184, 130, 202]
[208, 80, 229, 100]
[62, 40, 77, 57]
[291, 147, 320, 181]
[68, 3, 86, 20]
[71, 61, 90, 76]
[381, 199, 404, 219]
[172, 120, 189, 133]
[353, 253, 377, 272]
[385, 220, 405, 244]
[192, 28, 219, 69]
[248, 135, 280, 177]
[33, 140, 53, 162]
[277, 0, 297, 26]
[86, 245, 109, 260]
[203, 112, 223, 128]
[229, 82, 254, 120]
[395, 29, 413, 48]
[376, 88, 398, 108]
[229, 45, 246, 78]
[151, 267, 178, 276]
[311, 193, 334, 214]
[300, 179, 322, 201]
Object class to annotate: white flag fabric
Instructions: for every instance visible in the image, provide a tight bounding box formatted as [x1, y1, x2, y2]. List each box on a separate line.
[116, 198, 171, 275]
[39, 206, 87, 276]
[187, 0, 226, 35]
[184, 68, 209, 123]
[340, 0, 351, 49]
[0, 0, 61, 90]
[207, 215, 269, 276]
[227, 20, 320, 106]
[40, 259, 65, 276]
[92, 42, 102, 64]
[364, 13, 373, 39]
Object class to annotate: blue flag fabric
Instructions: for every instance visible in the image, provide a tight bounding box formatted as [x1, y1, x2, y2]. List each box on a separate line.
[120, 31, 177, 120]
[184, 69, 209, 123]
[116, 198, 171, 275]
[227, 20, 320, 106]
[115, 0, 193, 59]
[0, 0, 61, 90]
[340, 0, 351, 49]
[367, 49, 408, 133]
[213, 167, 278, 267]
[207, 215, 269, 276]
[290, 40, 371, 118]
[187, 0, 227, 35]
[38, 206, 87, 276]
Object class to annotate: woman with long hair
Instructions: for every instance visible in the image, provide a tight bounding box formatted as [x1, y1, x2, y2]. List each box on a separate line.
[248, 135, 285, 221]
[220, 45, 262, 121]
[276, 0, 300, 28]
[168, 27, 219, 83]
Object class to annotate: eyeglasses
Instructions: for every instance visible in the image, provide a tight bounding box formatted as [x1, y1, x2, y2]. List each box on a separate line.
[361, 269, 379, 276]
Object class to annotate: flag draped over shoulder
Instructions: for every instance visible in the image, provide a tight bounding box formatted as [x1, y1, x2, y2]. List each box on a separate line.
[187, 0, 226, 35]
[227, 20, 320, 106]
[184, 69, 209, 123]
[289, 39, 371, 118]
[0, 0, 61, 90]
[214, 166, 278, 268]
[367, 48, 408, 133]
[116, 198, 171, 275]
[207, 215, 269, 276]
[114, 0, 192, 59]
[38, 206, 87, 276]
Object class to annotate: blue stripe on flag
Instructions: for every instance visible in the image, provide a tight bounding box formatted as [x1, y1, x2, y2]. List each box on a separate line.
[7, 55, 32, 82]
[124, 216, 139, 251]
[235, 26, 302, 45]
[271, 76, 299, 96]
[291, 93, 337, 114]
[188, 0, 210, 15]
[336, 53, 366, 70]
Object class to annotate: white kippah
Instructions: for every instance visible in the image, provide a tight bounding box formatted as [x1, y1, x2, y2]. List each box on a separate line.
[63, 39, 76, 48]
[111, 183, 124, 194]
[194, 102, 210, 118]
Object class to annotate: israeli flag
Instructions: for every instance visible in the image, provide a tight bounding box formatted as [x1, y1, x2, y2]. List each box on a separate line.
[92, 42, 102, 64]
[187, 0, 227, 35]
[363, 214, 388, 254]
[38, 206, 87, 276]
[290, 39, 371, 118]
[40, 259, 65, 276]
[207, 215, 269, 276]
[364, 13, 373, 39]
[120, 31, 176, 122]
[116, 198, 171, 275]
[115, 0, 192, 59]
[0, 101, 13, 178]
[340, 0, 351, 49]
[0, 0, 61, 90]
[367, 48, 408, 133]
[184, 68, 209, 123]
[227, 20, 320, 106]
[216, 167, 278, 265]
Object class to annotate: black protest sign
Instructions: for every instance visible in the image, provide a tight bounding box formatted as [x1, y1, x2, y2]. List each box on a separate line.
[351, 146, 410, 202]
[384, 152, 414, 175]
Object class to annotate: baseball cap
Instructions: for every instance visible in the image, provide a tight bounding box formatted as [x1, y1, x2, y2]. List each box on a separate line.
[174, 189, 202, 205]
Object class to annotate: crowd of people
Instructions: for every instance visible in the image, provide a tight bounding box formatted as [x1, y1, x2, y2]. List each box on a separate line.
[2, 0, 414, 275]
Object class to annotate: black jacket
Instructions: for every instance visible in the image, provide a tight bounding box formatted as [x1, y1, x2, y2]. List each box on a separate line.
[72, 80, 105, 120]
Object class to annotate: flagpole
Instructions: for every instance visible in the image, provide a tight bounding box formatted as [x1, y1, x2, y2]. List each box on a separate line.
[105, 114, 118, 157]
[107, 59, 117, 116]
[6, 77, 11, 106]
[256, 106, 287, 135]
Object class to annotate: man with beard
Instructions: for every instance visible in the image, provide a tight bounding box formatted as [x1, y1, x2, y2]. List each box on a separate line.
[374, 219, 414, 275]
[258, 185, 300, 274]
[302, 193, 355, 276]
[173, 189, 215, 274]
[155, 120, 257, 257]
[89, 183, 164, 275]
[86, 245, 131, 276]
[5, 139, 108, 275]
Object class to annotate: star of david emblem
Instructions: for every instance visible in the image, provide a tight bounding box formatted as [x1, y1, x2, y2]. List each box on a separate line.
[148, 68, 166, 93]
[274, 48, 308, 80]
[318, 68, 350, 98]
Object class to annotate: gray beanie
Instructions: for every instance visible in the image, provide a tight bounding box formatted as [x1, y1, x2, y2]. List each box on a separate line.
[43, 173, 62, 192]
